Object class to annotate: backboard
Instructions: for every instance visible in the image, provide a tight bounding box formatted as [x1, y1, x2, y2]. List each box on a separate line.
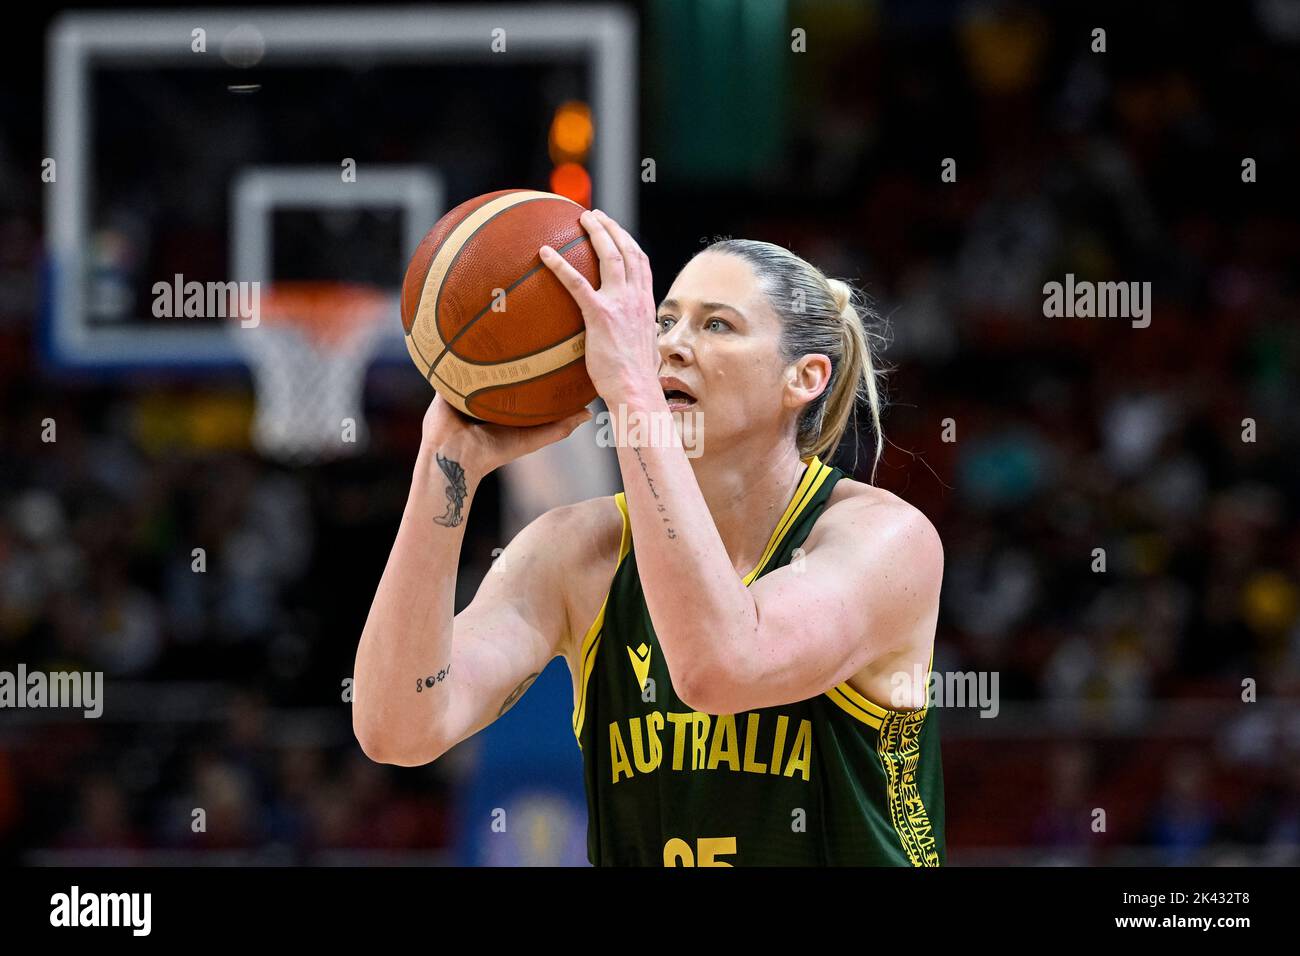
[44, 5, 638, 371]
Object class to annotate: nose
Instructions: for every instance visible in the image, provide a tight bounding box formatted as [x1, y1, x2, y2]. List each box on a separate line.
[657, 316, 694, 366]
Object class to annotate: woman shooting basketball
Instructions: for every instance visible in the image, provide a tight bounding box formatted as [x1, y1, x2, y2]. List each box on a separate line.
[353, 209, 945, 865]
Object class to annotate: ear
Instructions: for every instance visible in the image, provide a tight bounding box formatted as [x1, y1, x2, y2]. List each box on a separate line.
[782, 353, 832, 410]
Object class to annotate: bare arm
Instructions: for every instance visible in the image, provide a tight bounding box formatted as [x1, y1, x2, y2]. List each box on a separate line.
[608, 383, 944, 713]
[539, 209, 943, 714]
[670, 493, 943, 713]
[539, 211, 766, 708]
[352, 396, 590, 766]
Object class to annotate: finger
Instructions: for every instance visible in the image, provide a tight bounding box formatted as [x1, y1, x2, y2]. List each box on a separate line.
[565, 407, 594, 430]
[578, 209, 628, 290]
[594, 209, 653, 305]
[591, 209, 643, 290]
[519, 408, 592, 452]
[539, 245, 601, 312]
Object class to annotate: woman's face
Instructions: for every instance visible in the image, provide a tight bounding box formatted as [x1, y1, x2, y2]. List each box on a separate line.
[655, 251, 828, 455]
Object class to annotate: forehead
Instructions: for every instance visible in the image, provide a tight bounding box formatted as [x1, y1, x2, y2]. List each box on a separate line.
[663, 251, 768, 315]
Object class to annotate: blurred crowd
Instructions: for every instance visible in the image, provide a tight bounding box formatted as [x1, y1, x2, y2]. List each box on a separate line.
[760, 1, 1300, 863]
[0, 412, 468, 862]
[2, 1, 1298, 864]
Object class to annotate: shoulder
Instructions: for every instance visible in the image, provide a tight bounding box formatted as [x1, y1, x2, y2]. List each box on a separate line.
[536, 494, 626, 559]
[500, 495, 624, 607]
[529, 495, 627, 664]
[813, 477, 944, 585]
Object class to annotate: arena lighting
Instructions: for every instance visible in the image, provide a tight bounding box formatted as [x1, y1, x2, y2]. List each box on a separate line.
[549, 100, 594, 162]
[549, 162, 592, 208]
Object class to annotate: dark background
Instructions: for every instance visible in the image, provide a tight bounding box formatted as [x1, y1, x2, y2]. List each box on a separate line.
[1, 0, 1297, 864]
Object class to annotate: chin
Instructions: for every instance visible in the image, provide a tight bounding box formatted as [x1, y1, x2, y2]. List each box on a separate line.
[670, 408, 707, 459]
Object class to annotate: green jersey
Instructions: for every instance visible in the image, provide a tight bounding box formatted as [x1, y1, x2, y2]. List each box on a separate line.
[573, 455, 946, 866]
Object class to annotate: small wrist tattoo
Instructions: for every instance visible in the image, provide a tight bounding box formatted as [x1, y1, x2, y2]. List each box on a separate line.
[633, 448, 677, 538]
[432, 454, 468, 527]
[415, 664, 452, 694]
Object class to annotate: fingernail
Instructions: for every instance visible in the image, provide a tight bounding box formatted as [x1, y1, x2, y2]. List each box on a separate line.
[539, 245, 552, 256]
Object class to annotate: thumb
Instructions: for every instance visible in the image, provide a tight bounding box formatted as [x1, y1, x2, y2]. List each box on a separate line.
[561, 407, 594, 433]
[523, 408, 592, 451]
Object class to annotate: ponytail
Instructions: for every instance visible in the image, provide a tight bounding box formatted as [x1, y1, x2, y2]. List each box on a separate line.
[817, 278, 886, 479]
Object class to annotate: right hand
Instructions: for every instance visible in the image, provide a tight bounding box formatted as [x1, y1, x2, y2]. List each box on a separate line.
[419, 393, 593, 477]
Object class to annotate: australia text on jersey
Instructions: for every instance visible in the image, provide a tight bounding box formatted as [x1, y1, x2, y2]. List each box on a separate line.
[607, 710, 814, 784]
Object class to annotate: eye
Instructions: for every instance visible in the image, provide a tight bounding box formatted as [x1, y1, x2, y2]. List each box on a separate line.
[656, 315, 676, 334]
[705, 317, 732, 332]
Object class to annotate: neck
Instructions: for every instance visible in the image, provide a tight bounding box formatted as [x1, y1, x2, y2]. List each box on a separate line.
[690, 438, 811, 578]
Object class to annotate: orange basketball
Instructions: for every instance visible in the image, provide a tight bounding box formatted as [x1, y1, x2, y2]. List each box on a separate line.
[401, 189, 600, 426]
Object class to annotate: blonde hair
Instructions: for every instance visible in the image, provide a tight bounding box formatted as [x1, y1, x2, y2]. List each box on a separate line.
[698, 239, 888, 480]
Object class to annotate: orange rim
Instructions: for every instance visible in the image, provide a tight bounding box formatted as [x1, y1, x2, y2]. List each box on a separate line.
[236, 281, 392, 348]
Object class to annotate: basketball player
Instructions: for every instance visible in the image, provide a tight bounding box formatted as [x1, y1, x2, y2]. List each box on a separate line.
[354, 209, 945, 866]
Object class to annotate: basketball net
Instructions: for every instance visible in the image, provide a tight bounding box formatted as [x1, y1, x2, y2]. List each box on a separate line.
[230, 282, 391, 463]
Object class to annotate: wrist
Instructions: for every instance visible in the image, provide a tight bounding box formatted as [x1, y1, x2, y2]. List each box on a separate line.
[603, 375, 665, 412]
[415, 435, 489, 489]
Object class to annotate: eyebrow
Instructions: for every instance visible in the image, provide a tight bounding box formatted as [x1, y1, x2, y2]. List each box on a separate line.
[657, 298, 746, 318]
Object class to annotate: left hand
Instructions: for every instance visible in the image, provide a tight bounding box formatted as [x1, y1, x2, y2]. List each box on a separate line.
[539, 209, 660, 405]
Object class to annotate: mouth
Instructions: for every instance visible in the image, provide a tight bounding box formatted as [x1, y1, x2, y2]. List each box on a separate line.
[660, 379, 698, 411]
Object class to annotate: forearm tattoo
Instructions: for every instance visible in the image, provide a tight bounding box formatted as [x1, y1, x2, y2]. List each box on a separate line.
[432, 453, 468, 527]
[632, 447, 677, 539]
[497, 672, 540, 717]
[415, 664, 451, 694]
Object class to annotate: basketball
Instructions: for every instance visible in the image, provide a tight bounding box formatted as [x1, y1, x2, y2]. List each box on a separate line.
[401, 189, 600, 426]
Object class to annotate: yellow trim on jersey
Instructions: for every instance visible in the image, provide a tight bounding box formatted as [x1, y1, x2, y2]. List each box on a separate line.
[831, 678, 890, 718]
[829, 654, 941, 865]
[571, 455, 829, 747]
[877, 705, 941, 866]
[826, 645, 938, 729]
[571, 493, 633, 747]
[825, 684, 885, 729]
[742, 455, 832, 585]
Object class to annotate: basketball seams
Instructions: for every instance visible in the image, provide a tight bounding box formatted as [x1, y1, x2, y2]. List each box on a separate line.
[430, 194, 567, 363]
[431, 329, 587, 395]
[463, 355, 594, 424]
[438, 232, 591, 367]
[403, 193, 514, 408]
[410, 191, 553, 379]
[418, 191, 585, 368]
[404, 189, 597, 422]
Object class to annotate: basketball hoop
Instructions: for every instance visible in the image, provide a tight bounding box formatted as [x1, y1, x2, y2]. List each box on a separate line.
[230, 281, 392, 463]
